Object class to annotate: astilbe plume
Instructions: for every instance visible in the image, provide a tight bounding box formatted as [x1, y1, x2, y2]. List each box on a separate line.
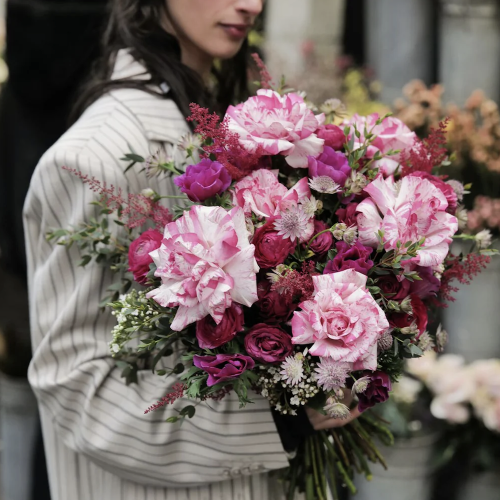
[144, 383, 186, 414]
[63, 167, 172, 230]
[436, 253, 491, 306]
[271, 261, 316, 302]
[251, 53, 274, 90]
[187, 104, 263, 180]
[401, 118, 450, 176]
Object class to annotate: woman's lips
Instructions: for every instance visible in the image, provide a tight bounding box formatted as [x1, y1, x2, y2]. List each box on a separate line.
[220, 24, 250, 39]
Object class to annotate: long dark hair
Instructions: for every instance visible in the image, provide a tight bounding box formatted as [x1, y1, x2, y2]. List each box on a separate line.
[73, 0, 252, 120]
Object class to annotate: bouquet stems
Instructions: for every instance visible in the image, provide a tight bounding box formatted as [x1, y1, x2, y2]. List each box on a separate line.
[281, 414, 392, 500]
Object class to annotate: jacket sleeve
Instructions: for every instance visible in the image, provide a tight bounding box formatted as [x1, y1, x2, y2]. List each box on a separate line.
[23, 147, 288, 488]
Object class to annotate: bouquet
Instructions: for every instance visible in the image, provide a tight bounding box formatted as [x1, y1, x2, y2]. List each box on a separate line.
[49, 58, 496, 499]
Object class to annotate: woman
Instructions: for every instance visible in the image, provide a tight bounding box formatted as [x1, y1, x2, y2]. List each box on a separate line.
[23, 1, 360, 499]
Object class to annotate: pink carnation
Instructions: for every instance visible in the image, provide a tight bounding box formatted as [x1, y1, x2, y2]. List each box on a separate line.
[291, 269, 389, 371]
[147, 206, 259, 331]
[343, 114, 417, 176]
[225, 89, 325, 169]
[356, 175, 458, 268]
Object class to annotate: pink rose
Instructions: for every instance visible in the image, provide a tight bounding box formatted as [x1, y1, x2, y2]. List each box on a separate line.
[193, 354, 255, 387]
[316, 124, 346, 150]
[147, 206, 259, 331]
[252, 218, 297, 269]
[196, 304, 244, 349]
[343, 114, 417, 175]
[231, 169, 311, 218]
[244, 324, 293, 364]
[410, 172, 458, 214]
[128, 229, 163, 285]
[356, 174, 458, 267]
[225, 89, 325, 169]
[291, 269, 389, 371]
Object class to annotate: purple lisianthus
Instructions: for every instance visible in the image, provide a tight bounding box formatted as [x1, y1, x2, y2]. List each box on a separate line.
[308, 146, 351, 187]
[174, 159, 231, 202]
[410, 266, 441, 299]
[357, 371, 392, 412]
[193, 353, 255, 387]
[324, 241, 374, 275]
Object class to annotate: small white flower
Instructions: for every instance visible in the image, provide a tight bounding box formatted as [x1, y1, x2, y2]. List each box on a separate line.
[290, 396, 301, 406]
[476, 229, 493, 249]
[314, 358, 350, 391]
[301, 196, 322, 218]
[274, 206, 311, 242]
[141, 188, 156, 198]
[178, 132, 202, 151]
[446, 180, 466, 201]
[455, 206, 468, 231]
[343, 226, 358, 245]
[436, 324, 449, 352]
[332, 223, 347, 241]
[280, 355, 305, 386]
[346, 172, 368, 194]
[320, 98, 345, 115]
[309, 176, 342, 194]
[111, 344, 120, 354]
[352, 376, 372, 395]
[324, 398, 350, 419]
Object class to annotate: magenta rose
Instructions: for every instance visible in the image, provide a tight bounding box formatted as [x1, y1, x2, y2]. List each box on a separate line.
[316, 124, 346, 151]
[336, 203, 359, 227]
[196, 304, 244, 349]
[308, 147, 351, 187]
[389, 295, 428, 336]
[357, 372, 392, 412]
[193, 353, 255, 387]
[307, 220, 334, 257]
[409, 266, 441, 299]
[253, 218, 296, 269]
[255, 280, 297, 323]
[377, 274, 411, 300]
[174, 159, 231, 202]
[324, 241, 374, 275]
[128, 229, 163, 285]
[244, 324, 293, 364]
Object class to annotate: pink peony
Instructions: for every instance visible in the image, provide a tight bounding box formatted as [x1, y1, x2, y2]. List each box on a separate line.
[356, 174, 458, 268]
[410, 172, 458, 214]
[231, 169, 311, 219]
[291, 269, 389, 371]
[225, 89, 325, 169]
[147, 206, 259, 331]
[343, 114, 417, 176]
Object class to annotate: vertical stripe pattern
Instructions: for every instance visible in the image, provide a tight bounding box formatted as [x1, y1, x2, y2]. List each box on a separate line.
[23, 50, 291, 500]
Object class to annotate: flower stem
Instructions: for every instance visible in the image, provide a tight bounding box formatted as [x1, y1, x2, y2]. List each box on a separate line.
[305, 228, 333, 252]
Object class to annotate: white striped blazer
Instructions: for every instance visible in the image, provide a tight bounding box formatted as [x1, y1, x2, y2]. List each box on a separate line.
[23, 49, 290, 500]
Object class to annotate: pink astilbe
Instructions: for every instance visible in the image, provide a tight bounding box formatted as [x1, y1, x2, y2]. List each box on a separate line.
[251, 53, 274, 90]
[63, 167, 172, 230]
[271, 261, 315, 302]
[401, 119, 450, 176]
[144, 383, 186, 414]
[187, 104, 263, 180]
[436, 253, 491, 306]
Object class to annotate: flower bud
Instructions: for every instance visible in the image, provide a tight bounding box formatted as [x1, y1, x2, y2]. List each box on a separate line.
[352, 376, 372, 395]
[141, 188, 156, 198]
[343, 226, 358, 245]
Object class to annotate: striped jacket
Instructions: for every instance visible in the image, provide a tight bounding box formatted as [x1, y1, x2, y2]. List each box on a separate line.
[23, 50, 290, 500]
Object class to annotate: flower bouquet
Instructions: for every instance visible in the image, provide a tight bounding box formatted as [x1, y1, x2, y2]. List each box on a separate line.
[49, 59, 495, 499]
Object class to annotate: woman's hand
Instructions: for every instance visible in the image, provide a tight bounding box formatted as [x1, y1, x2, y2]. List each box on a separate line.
[305, 389, 361, 431]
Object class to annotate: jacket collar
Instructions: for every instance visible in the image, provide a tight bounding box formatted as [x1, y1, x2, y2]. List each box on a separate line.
[110, 49, 189, 144]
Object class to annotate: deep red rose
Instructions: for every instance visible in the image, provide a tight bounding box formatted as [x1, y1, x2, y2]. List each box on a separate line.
[335, 203, 359, 227]
[244, 324, 293, 364]
[255, 280, 297, 323]
[324, 241, 374, 275]
[358, 371, 392, 412]
[128, 229, 163, 285]
[193, 354, 255, 387]
[316, 124, 346, 150]
[390, 294, 428, 336]
[410, 172, 458, 214]
[307, 220, 334, 257]
[252, 218, 296, 269]
[409, 266, 441, 299]
[377, 274, 411, 300]
[196, 304, 244, 349]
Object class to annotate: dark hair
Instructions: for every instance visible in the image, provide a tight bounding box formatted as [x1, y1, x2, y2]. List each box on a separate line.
[73, 0, 252, 121]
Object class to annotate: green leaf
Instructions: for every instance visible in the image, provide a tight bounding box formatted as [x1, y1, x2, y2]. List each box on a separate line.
[173, 363, 185, 375]
[166, 416, 179, 424]
[180, 405, 196, 419]
[78, 255, 92, 267]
